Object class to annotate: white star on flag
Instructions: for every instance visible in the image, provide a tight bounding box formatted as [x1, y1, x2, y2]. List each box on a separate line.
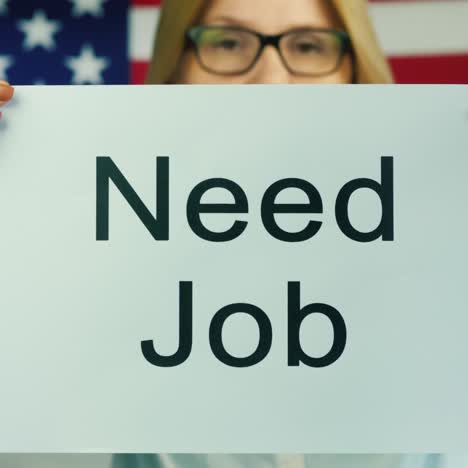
[17, 10, 62, 51]
[69, 0, 108, 18]
[0, 56, 13, 81]
[65, 44, 110, 84]
[0, 0, 9, 16]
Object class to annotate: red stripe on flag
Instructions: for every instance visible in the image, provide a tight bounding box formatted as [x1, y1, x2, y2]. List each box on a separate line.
[131, 0, 161, 5]
[389, 53, 468, 84]
[131, 61, 150, 84]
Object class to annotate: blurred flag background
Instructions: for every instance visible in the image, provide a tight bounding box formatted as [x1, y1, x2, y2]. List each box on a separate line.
[0, 0, 467, 85]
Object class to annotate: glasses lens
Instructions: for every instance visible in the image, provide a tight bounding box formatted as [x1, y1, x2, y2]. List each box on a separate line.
[281, 30, 344, 76]
[192, 27, 260, 74]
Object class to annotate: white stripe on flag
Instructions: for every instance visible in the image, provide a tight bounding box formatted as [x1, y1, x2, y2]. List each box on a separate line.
[369, 0, 468, 56]
[129, 7, 160, 61]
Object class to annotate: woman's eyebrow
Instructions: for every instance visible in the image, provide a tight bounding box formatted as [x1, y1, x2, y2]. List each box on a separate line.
[203, 15, 257, 28]
[201, 15, 330, 32]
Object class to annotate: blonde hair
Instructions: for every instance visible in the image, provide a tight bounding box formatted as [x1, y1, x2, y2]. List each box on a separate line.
[146, 0, 394, 84]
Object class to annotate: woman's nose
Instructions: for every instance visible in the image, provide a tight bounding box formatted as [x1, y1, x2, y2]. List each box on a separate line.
[248, 46, 292, 84]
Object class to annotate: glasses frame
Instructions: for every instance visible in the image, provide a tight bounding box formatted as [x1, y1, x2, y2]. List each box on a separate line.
[186, 25, 353, 78]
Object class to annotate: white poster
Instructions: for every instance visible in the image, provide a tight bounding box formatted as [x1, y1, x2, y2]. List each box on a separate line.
[0, 85, 467, 452]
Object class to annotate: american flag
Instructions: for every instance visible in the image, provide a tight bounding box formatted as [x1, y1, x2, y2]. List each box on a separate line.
[0, 0, 467, 85]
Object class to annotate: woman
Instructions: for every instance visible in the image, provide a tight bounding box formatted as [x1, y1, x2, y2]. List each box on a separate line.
[147, 0, 393, 85]
[0, 0, 441, 467]
[114, 1, 436, 467]
[0, 0, 393, 108]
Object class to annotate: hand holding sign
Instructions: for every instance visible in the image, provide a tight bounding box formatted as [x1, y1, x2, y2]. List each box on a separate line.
[0, 81, 14, 119]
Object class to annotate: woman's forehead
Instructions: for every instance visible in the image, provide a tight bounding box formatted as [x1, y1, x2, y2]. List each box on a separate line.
[200, 0, 340, 33]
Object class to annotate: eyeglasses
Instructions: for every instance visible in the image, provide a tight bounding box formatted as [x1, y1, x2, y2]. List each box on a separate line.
[186, 25, 352, 77]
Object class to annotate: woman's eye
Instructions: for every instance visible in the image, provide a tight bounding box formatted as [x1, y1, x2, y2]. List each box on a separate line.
[215, 38, 241, 50]
[295, 41, 322, 53]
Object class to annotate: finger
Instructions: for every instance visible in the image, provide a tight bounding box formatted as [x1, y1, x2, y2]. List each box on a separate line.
[0, 81, 14, 105]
